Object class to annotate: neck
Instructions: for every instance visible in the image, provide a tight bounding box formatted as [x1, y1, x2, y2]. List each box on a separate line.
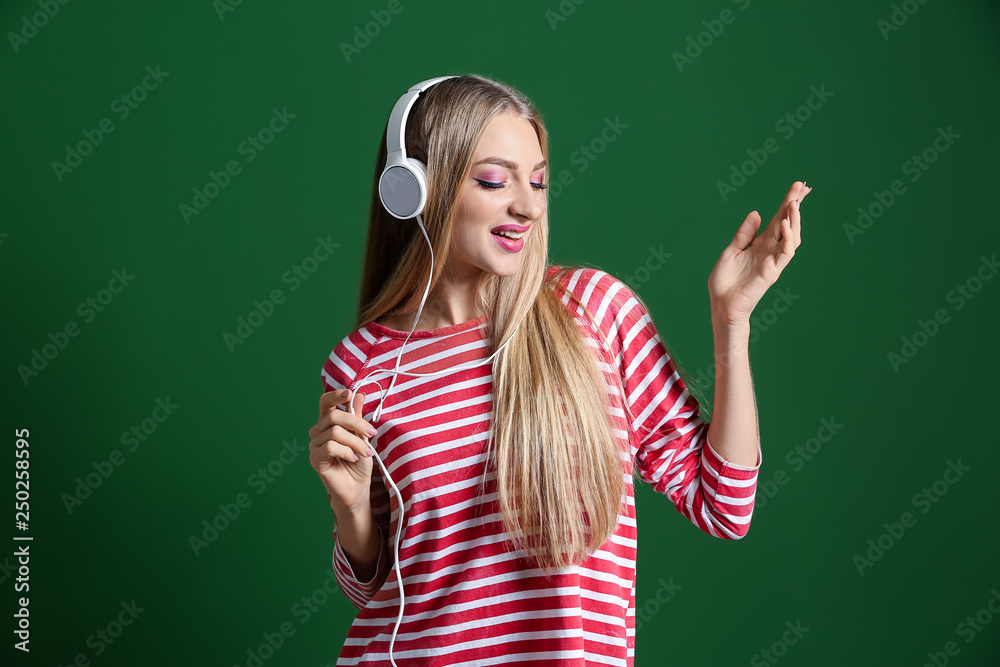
[396, 264, 487, 331]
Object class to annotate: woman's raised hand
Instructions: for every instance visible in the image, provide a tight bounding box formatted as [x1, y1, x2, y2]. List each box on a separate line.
[708, 180, 812, 325]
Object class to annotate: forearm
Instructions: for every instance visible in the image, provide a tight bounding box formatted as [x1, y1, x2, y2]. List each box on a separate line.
[332, 498, 381, 583]
[705, 313, 760, 468]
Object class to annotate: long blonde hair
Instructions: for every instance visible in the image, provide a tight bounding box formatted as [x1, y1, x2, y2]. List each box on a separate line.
[356, 74, 700, 576]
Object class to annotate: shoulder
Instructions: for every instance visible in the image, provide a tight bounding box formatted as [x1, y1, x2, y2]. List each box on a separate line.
[546, 264, 645, 321]
[320, 322, 380, 392]
[545, 264, 649, 341]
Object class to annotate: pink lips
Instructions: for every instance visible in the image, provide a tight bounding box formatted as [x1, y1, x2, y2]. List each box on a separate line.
[490, 223, 530, 233]
[492, 232, 524, 252]
[490, 223, 528, 253]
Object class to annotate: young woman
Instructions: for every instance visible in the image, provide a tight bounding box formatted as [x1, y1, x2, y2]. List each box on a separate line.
[308, 74, 810, 666]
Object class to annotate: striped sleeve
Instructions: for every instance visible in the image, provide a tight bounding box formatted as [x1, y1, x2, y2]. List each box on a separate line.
[332, 519, 390, 610]
[603, 274, 762, 540]
[321, 337, 393, 609]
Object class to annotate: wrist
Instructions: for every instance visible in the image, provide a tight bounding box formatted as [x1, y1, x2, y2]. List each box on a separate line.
[711, 310, 750, 340]
[710, 316, 750, 373]
[331, 494, 372, 524]
[709, 300, 749, 328]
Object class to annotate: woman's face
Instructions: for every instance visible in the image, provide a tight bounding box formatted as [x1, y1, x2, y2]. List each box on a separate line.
[447, 112, 547, 280]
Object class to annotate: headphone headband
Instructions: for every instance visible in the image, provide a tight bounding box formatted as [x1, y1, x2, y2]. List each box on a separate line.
[378, 75, 458, 220]
[385, 76, 456, 157]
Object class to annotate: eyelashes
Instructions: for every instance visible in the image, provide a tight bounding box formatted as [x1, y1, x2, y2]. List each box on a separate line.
[474, 178, 548, 191]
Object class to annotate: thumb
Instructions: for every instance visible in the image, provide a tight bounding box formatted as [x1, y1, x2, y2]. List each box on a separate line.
[728, 210, 762, 252]
[352, 390, 366, 420]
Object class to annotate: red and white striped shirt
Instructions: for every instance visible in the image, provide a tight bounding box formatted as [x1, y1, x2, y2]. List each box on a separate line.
[320, 265, 762, 666]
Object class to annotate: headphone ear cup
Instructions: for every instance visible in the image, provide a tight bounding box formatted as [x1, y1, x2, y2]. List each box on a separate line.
[408, 158, 428, 216]
[379, 158, 427, 220]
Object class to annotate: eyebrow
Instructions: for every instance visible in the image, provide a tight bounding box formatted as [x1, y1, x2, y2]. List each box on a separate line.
[474, 157, 547, 172]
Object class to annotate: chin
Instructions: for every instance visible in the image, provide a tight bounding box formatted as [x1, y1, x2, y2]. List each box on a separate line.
[464, 242, 530, 279]
[493, 266, 521, 278]
[486, 254, 526, 278]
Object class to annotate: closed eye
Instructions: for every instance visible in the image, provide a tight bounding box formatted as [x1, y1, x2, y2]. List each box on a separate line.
[474, 178, 547, 191]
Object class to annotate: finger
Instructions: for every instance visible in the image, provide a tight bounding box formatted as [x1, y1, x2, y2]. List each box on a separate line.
[728, 210, 763, 252]
[780, 216, 796, 269]
[352, 390, 366, 421]
[787, 197, 801, 248]
[351, 391, 377, 457]
[772, 181, 808, 239]
[319, 388, 352, 420]
[315, 397, 375, 438]
[309, 411, 373, 454]
[792, 184, 810, 247]
[327, 423, 372, 459]
[309, 410, 370, 453]
[308, 437, 358, 466]
[798, 184, 813, 205]
[778, 181, 803, 213]
[786, 180, 808, 204]
[319, 439, 362, 463]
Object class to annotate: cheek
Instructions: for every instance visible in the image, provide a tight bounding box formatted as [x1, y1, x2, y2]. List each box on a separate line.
[458, 192, 504, 228]
[469, 190, 503, 216]
[452, 200, 483, 247]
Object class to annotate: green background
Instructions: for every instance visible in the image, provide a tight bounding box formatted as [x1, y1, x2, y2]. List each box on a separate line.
[2, 0, 998, 665]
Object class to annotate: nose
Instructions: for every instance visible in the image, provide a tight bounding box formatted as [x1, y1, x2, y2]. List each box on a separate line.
[509, 178, 545, 222]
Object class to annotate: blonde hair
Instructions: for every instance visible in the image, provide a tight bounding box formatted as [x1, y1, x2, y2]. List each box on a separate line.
[357, 74, 701, 576]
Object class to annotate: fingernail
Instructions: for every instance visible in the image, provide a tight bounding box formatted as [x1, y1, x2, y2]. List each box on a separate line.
[352, 452, 360, 461]
[366, 425, 377, 436]
[366, 446, 376, 457]
[340, 389, 349, 398]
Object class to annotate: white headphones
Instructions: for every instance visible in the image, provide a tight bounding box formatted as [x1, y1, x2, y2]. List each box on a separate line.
[345, 74, 522, 666]
[378, 75, 458, 220]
